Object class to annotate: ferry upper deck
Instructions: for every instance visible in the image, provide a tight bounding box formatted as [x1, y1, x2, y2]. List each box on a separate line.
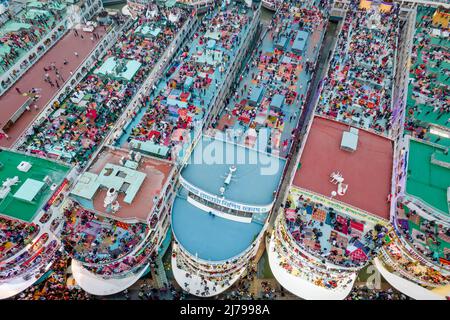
[172, 135, 286, 261]
[404, 5, 450, 147]
[17, 4, 190, 168]
[70, 146, 173, 223]
[316, 2, 400, 137]
[114, 1, 256, 161]
[0, 149, 70, 222]
[214, 1, 329, 158]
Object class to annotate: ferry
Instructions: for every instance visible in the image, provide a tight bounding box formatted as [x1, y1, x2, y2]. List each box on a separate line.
[268, 0, 401, 299]
[169, 0, 332, 297]
[374, 3, 450, 300]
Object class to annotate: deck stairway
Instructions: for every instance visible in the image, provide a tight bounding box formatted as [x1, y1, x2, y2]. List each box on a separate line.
[252, 212, 267, 225]
[152, 255, 169, 288]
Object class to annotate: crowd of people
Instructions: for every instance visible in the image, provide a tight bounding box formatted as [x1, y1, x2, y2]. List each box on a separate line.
[61, 203, 148, 265]
[396, 202, 450, 266]
[404, 5, 450, 144]
[211, 0, 329, 158]
[122, 3, 251, 161]
[283, 193, 387, 268]
[0, 217, 39, 262]
[316, 2, 400, 135]
[273, 219, 357, 290]
[345, 286, 409, 300]
[380, 232, 450, 287]
[83, 237, 156, 277]
[119, 281, 184, 300]
[0, 236, 59, 282]
[2, 0, 447, 302]
[0, 1, 66, 74]
[14, 251, 91, 300]
[175, 255, 234, 296]
[18, 6, 188, 168]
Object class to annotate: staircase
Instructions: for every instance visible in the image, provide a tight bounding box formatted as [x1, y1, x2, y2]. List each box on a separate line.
[252, 212, 267, 225]
[152, 255, 169, 289]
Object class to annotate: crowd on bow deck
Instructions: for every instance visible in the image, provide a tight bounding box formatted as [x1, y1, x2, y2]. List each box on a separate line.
[404, 5, 450, 144]
[0, 1, 67, 74]
[396, 203, 450, 267]
[60, 204, 148, 265]
[0, 235, 59, 281]
[0, 217, 39, 262]
[283, 195, 387, 269]
[17, 7, 188, 168]
[380, 234, 450, 287]
[175, 255, 245, 296]
[172, 234, 265, 297]
[273, 222, 357, 290]
[316, 2, 400, 135]
[121, 3, 251, 160]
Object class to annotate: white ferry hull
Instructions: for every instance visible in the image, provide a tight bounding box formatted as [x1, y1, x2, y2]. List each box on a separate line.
[267, 234, 356, 300]
[71, 259, 150, 296]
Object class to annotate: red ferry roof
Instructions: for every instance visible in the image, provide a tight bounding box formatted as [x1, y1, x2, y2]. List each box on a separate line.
[293, 116, 393, 220]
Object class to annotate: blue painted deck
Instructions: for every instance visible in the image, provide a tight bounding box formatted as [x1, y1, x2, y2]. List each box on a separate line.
[181, 136, 286, 206]
[172, 196, 262, 261]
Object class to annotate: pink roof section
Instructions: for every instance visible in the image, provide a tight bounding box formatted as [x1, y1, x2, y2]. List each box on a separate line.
[87, 147, 173, 222]
[0, 27, 107, 147]
[293, 116, 393, 220]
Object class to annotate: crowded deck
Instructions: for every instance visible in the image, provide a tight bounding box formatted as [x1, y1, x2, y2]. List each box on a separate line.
[115, 2, 254, 162]
[213, 0, 329, 157]
[0, 0, 68, 75]
[1, 0, 450, 302]
[405, 5, 450, 147]
[18, 5, 189, 168]
[316, 3, 399, 136]
[395, 138, 450, 269]
[61, 204, 148, 265]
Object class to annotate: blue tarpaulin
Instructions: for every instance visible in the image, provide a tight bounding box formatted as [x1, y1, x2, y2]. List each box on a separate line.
[249, 85, 264, 106]
[271, 94, 285, 109]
